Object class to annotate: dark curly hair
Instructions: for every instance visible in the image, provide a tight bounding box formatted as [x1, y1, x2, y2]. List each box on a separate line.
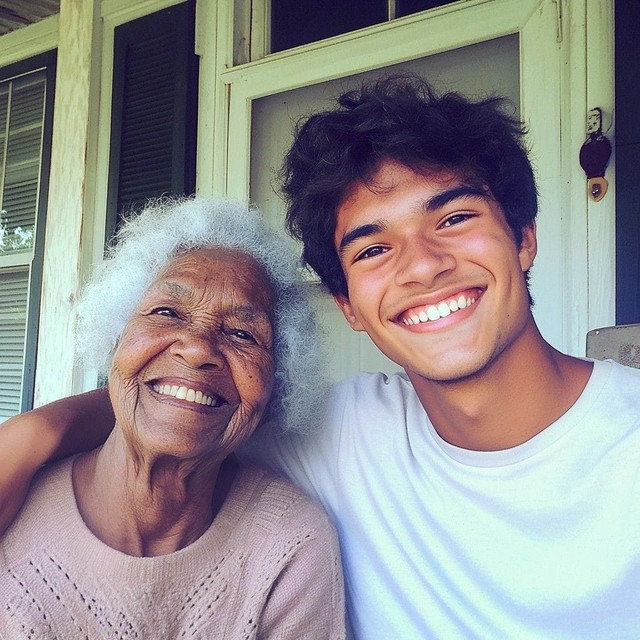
[281, 75, 538, 298]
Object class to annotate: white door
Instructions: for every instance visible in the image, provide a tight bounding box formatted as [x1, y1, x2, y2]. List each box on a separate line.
[251, 35, 519, 381]
[214, 0, 613, 382]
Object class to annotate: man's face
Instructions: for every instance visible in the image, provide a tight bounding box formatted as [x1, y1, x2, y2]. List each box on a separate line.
[333, 160, 537, 384]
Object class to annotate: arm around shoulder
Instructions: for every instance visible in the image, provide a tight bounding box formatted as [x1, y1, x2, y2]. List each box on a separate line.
[0, 387, 114, 536]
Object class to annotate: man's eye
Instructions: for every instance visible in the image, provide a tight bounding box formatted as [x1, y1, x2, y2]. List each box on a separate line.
[441, 213, 473, 228]
[355, 246, 387, 261]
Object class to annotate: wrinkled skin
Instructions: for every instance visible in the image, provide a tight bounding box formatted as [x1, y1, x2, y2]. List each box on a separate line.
[109, 248, 275, 471]
[74, 248, 276, 556]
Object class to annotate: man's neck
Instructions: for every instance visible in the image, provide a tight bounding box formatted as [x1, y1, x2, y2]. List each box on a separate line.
[407, 324, 593, 451]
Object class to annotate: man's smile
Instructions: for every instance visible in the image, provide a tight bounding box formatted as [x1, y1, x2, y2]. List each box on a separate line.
[395, 287, 484, 326]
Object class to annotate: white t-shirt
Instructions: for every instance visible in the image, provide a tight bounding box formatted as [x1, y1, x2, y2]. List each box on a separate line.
[246, 359, 640, 639]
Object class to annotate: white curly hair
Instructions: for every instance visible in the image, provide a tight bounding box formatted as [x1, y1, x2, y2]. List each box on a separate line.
[75, 197, 328, 434]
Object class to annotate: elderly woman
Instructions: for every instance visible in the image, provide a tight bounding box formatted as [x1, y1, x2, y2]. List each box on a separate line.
[0, 198, 345, 638]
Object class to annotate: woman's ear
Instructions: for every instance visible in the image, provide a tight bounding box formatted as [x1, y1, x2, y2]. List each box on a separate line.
[518, 222, 538, 272]
[333, 295, 365, 332]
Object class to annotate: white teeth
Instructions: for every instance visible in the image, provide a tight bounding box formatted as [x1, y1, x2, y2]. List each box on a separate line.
[402, 293, 479, 326]
[152, 384, 220, 407]
[438, 302, 451, 317]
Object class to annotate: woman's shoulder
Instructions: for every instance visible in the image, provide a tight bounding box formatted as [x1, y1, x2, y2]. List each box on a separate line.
[232, 463, 338, 540]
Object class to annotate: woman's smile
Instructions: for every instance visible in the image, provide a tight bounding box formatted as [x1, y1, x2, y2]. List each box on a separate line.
[150, 381, 228, 408]
[110, 247, 275, 461]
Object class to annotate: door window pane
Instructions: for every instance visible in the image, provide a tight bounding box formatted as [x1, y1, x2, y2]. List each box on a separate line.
[396, 0, 459, 19]
[250, 36, 519, 382]
[271, 0, 387, 53]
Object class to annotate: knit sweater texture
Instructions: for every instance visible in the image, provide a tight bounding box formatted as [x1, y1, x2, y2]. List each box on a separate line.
[0, 459, 345, 639]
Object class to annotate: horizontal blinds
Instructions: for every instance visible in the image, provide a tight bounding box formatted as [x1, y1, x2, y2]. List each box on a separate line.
[0, 72, 46, 251]
[117, 31, 177, 214]
[0, 267, 28, 417]
[0, 66, 48, 416]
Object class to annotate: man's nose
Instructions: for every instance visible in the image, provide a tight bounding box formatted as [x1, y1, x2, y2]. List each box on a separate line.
[394, 236, 456, 287]
[171, 330, 226, 370]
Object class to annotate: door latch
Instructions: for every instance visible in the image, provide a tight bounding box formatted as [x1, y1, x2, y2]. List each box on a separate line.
[579, 108, 612, 202]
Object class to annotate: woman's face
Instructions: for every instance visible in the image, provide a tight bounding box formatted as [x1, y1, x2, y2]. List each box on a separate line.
[109, 248, 275, 462]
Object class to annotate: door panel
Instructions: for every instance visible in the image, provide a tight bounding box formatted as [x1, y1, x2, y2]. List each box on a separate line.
[250, 36, 520, 382]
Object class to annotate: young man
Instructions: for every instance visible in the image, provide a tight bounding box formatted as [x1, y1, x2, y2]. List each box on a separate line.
[2, 78, 640, 638]
[248, 78, 640, 638]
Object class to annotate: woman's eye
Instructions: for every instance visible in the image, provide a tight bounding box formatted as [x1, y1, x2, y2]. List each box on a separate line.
[355, 245, 387, 262]
[231, 329, 257, 343]
[152, 307, 178, 318]
[441, 213, 473, 228]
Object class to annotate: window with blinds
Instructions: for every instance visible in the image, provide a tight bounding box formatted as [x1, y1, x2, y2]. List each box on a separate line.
[105, 1, 197, 243]
[0, 268, 29, 416]
[0, 56, 54, 420]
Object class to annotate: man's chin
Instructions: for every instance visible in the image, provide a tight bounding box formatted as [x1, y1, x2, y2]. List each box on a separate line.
[403, 355, 496, 386]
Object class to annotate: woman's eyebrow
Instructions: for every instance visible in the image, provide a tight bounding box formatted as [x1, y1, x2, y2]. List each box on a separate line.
[164, 281, 189, 297]
[424, 185, 490, 212]
[232, 306, 269, 320]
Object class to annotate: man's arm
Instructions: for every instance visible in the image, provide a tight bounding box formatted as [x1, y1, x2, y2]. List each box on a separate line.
[0, 388, 114, 536]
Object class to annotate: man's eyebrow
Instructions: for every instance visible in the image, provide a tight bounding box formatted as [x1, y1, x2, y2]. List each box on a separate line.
[425, 185, 490, 212]
[338, 222, 386, 255]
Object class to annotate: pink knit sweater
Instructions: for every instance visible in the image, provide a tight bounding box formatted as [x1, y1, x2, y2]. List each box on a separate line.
[0, 459, 345, 639]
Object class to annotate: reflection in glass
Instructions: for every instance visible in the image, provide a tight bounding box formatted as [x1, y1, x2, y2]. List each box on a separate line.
[0, 72, 46, 256]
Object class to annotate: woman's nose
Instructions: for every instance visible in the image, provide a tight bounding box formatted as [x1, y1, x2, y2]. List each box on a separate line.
[394, 237, 456, 287]
[171, 331, 226, 370]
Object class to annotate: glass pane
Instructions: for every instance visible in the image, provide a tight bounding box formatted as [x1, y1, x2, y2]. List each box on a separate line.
[271, 0, 387, 54]
[396, 0, 460, 19]
[0, 267, 29, 418]
[0, 71, 46, 257]
[250, 35, 520, 382]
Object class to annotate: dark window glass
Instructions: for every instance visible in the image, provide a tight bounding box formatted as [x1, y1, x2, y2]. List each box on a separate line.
[615, 0, 640, 323]
[271, 0, 387, 53]
[106, 1, 198, 242]
[396, 0, 459, 19]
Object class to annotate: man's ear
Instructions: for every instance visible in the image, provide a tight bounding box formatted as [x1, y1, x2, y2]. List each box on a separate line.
[333, 295, 365, 332]
[518, 222, 537, 272]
